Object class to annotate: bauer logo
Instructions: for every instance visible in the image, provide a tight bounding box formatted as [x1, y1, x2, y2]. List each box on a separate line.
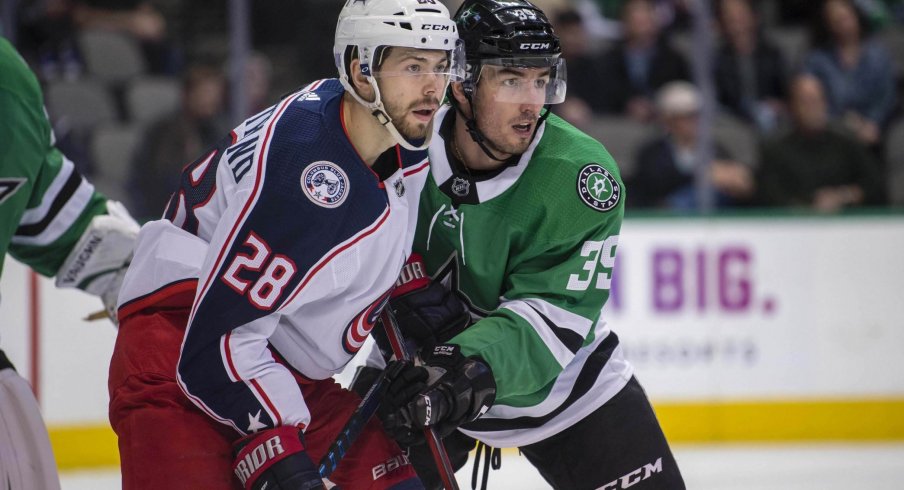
[301, 161, 349, 208]
[577, 163, 620, 212]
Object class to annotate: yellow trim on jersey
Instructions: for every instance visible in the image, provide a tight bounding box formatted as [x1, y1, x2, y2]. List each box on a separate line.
[48, 398, 904, 470]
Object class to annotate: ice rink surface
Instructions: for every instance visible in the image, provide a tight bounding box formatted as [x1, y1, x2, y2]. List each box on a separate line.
[60, 442, 904, 489]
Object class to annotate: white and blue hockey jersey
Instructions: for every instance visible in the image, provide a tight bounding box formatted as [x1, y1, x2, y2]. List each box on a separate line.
[117, 79, 430, 435]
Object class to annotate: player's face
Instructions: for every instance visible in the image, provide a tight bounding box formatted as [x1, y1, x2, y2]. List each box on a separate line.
[375, 48, 449, 141]
[472, 65, 549, 157]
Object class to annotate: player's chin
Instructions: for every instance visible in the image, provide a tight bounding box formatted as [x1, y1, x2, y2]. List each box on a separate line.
[400, 121, 431, 141]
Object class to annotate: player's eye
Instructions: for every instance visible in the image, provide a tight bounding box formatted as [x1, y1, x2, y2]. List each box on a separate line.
[502, 78, 521, 88]
[534, 78, 548, 89]
[406, 64, 422, 73]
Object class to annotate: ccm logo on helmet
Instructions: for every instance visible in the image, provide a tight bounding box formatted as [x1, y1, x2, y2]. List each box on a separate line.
[520, 42, 551, 50]
[422, 24, 452, 31]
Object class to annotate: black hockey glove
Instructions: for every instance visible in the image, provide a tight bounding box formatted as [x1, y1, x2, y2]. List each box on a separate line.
[232, 426, 325, 490]
[379, 344, 496, 446]
[371, 253, 471, 358]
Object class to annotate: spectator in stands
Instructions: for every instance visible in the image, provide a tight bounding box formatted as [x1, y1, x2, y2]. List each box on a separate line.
[598, 0, 690, 121]
[15, 0, 84, 81]
[244, 51, 274, 115]
[552, 8, 608, 126]
[72, 0, 180, 74]
[803, 0, 896, 146]
[627, 81, 755, 209]
[128, 64, 228, 218]
[757, 74, 884, 210]
[714, 0, 788, 132]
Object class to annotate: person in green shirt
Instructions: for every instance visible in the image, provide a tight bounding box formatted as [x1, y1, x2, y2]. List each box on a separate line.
[0, 36, 137, 489]
[357, 1, 685, 488]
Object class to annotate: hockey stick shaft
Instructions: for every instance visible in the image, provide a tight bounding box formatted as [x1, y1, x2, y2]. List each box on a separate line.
[317, 362, 404, 478]
[381, 310, 460, 490]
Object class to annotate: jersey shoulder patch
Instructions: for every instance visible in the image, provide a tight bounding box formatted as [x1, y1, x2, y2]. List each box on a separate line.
[576, 163, 621, 213]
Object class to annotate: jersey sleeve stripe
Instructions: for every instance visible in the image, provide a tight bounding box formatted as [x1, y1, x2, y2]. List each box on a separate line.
[222, 333, 284, 427]
[176, 379, 243, 434]
[278, 205, 391, 310]
[500, 298, 593, 366]
[14, 159, 81, 234]
[403, 158, 430, 177]
[18, 155, 75, 225]
[525, 303, 584, 354]
[12, 176, 95, 246]
[117, 278, 198, 321]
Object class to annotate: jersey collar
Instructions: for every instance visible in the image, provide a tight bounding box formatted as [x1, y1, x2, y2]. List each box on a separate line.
[427, 105, 546, 204]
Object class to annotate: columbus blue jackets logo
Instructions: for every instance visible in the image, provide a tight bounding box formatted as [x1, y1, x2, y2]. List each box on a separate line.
[577, 163, 620, 212]
[302, 161, 349, 208]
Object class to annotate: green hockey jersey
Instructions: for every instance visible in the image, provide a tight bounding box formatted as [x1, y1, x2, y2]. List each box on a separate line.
[414, 106, 634, 447]
[0, 37, 107, 279]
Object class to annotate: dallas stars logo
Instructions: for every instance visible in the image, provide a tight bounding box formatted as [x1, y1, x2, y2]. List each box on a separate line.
[577, 163, 620, 212]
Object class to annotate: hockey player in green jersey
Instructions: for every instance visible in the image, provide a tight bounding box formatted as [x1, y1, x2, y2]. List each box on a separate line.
[0, 36, 138, 489]
[357, 1, 686, 488]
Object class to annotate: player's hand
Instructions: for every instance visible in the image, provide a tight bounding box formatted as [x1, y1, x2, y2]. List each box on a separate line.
[372, 253, 471, 357]
[232, 426, 325, 490]
[380, 345, 495, 446]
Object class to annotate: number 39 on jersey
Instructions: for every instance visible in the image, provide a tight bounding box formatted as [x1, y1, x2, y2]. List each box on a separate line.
[567, 235, 618, 291]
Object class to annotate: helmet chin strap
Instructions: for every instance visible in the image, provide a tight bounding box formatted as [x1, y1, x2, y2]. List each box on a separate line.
[342, 74, 433, 152]
[454, 88, 551, 163]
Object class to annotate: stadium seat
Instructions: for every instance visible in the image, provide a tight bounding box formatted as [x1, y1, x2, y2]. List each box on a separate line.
[90, 124, 141, 203]
[767, 26, 808, 69]
[884, 117, 904, 206]
[713, 113, 759, 167]
[125, 76, 181, 125]
[77, 29, 147, 85]
[877, 26, 904, 79]
[583, 116, 656, 179]
[45, 78, 117, 131]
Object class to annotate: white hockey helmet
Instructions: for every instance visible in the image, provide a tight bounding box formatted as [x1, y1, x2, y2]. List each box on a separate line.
[334, 0, 465, 150]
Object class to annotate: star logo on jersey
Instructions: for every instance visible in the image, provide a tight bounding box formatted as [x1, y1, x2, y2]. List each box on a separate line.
[301, 161, 349, 208]
[0, 178, 26, 206]
[433, 252, 488, 318]
[247, 410, 268, 433]
[577, 163, 620, 212]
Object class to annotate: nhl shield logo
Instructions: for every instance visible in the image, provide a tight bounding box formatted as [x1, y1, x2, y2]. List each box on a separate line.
[451, 177, 470, 197]
[302, 161, 349, 208]
[393, 178, 405, 197]
[577, 163, 620, 212]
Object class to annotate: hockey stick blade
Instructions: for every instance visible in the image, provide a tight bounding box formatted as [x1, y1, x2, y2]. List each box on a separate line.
[380, 310, 460, 490]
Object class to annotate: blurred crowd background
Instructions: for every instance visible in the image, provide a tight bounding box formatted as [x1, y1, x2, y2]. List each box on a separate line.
[2, 0, 904, 220]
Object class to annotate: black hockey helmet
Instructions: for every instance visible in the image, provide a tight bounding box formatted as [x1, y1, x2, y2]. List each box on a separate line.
[449, 0, 566, 161]
[455, 0, 561, 63]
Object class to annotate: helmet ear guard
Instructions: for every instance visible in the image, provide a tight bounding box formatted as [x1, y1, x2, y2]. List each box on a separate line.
[333, 0, 464, 151]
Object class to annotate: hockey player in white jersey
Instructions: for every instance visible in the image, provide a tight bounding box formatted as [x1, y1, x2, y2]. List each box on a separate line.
[107, 1, 465, 489]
